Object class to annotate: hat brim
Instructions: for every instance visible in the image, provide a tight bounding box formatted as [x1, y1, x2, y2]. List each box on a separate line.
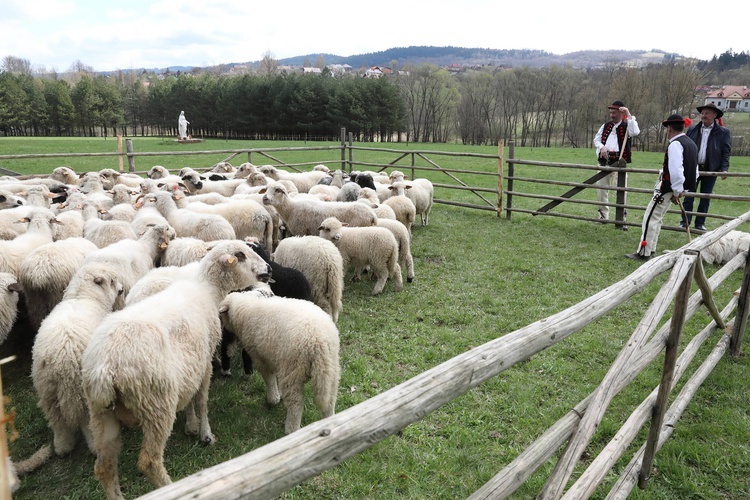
[607, 105, 623, 110]
[662, 120, 684, 127]
[696, 105, 724, 118]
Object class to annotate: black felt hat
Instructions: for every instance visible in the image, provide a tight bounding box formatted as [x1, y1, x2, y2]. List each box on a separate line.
[607, 100, 625, 110]
[661, 114, 685, 127]
[696, 102, 724, 118]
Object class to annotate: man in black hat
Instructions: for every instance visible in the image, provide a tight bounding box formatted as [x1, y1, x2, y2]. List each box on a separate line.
[626, 114, 698, 261]
[594, 100, 640, 224]
[682, 103, 731, 232]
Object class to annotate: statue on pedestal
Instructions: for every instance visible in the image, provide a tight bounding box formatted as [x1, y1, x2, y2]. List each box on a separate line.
[178, 111, 190, 140]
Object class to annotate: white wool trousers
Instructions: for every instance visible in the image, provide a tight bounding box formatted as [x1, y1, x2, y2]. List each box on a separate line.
[596, 170, 627, 219]
[637, 183, 672, 258]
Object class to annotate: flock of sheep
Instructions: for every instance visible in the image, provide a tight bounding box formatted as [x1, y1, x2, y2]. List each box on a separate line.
[0, 160, 434, 498]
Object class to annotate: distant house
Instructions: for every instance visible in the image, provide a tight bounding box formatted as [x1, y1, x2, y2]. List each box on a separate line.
[704, 85, 750, 113]
[364, 66, 392, 79]
[302, 67, 322, 75]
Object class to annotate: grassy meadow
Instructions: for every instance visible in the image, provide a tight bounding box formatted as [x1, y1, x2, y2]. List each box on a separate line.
[1, 137, 749, 499]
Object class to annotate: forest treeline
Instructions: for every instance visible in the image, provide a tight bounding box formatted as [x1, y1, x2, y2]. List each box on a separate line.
[0, 53, 747, 152]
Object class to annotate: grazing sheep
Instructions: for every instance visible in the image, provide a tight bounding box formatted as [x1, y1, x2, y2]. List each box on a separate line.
[377, 218, 415, 283]
[382, 191, 416, 236]
[0, 272, 22, 344]
[219, 285, 340, 434]
[701, 230, 750, 265]
[261, 181, 377, 236]
[318, 216, 403, 295]
[0, 209, 58, 277]
[31, 263, 124, 457]
[273, 236, 344, 322]
[388, 179, 434, 226]
[358, 187, 397, 220]
[83, 223, 175, 309]
[18, 237, 99, 331]
[147, 191, 236, 242]
[81, 240, 272, 498]
[258, 165, 328, 193]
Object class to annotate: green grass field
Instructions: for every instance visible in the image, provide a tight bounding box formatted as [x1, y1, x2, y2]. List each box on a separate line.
[1, 137, 748, 499]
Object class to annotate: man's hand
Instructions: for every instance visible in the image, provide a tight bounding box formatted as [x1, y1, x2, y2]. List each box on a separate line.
[619, 107, 631, 118]
[599, 147, 609, 158]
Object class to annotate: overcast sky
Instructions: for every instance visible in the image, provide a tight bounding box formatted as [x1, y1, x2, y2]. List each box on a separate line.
[2, 0, 746, 73]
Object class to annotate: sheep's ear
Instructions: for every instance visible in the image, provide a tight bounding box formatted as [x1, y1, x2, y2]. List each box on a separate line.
[258, 187, 267, 194]
[19, 190, 27, 197]
[94, 277, 105, 285]
[219, 304, 229, 314]
[342, 222, 349, 227]
[317, 224, 325, 231]
[405, 185, 413, 190]
[47, 192, 56, 199]
[220, 254, 238, 266]
[8, 282, 22, 293]
[388, 185, 395, 191]
[51, 217, 62, 225]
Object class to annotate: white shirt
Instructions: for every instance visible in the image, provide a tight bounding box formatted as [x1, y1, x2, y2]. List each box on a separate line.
[698, 123, 713, 164]
[666, 133, 697, 194]
[594, 116, 641, 157]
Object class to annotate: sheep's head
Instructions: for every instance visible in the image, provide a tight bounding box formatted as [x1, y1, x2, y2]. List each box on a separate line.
[234, 162, 259, 179]
[211, 161, 234, 173]
[205, 241, 273, 293]
[180, 171, 203, 192]
[147, 165, 168, 179]
[318, 217, 345, 242]
[389, 170, 405, 183]
[0, 191, 25, 209]
[261, 182, 287, 206]
[258, 165, 279, 179]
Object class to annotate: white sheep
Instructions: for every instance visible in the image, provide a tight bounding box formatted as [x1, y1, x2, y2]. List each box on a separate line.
[83, 223, 175, 309]
[79, 172, 114, 210]
[219, 286, 340, 434]
[272, 235, 344, 323]
[0, 188, 25, 209]
[104, 185, 138, 222]
[179, 170, 247, 197]
[130, 193, 170, 237]
[0, 205, 32, 240]
[318, 216, 403, 295]
[358, 187, 397, 220]
[233, 162, 259, 179]
[82, 201, 137, 249]
[126, 262, 200, 306]
[388, 179, 434, 226]
[98, 169, 143, 190]
[377, 218, 415, 283]
[49, 166, 79, 185]
[701, 230, 750, 265]
[81, 240, 272, 498]
[146, 165, 181, 184]
[0, 272, 22, 344]
[160, 236, 212, 267]
[382, 190, 416, 236]
[31, 262, 124, 457]
[0, 208, 58, 277]
[258, 165, 328, 193]
[146, 190, 236, 242]
[51, 192, 86, 240]
[18, 237, 99, 331]
[261, 181, 377, 236]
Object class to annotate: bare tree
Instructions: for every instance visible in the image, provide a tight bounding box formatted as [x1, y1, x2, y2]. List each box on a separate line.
[258, 51, 279, 76]
[2, 56, 32, 75]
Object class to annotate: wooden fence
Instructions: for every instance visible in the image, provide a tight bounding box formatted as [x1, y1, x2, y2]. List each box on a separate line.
[2, 137, 749, 498]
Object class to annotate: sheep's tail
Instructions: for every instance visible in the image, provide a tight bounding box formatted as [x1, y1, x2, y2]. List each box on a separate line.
[12, 444, 53, 475]
[311, 340, 340, 419]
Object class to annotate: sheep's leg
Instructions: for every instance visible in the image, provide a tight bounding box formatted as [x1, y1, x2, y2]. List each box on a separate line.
[241, 349, 254, 374]
[183, 401, 199, 435]
[137, 416, 174, 488]
[219, 328, 235, 377]
[391, 263, 404, 292]
[90, 409, 124, 500]
[255, 360, 280, 405]
[279, 377, 304, 434]
[371, 268, 388, 295]
[404, 253, 415, 283]
[312, 369, 338, 420]
[195, 366, 216, 446]
[81, 422, 96, 454]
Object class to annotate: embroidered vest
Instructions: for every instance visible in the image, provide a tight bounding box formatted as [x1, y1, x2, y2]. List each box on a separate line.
[601, 121, 632, 163]
[661, 135, 698, 194]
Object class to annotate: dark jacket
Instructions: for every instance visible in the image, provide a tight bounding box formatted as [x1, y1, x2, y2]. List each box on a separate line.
[685, 122, 731, 172]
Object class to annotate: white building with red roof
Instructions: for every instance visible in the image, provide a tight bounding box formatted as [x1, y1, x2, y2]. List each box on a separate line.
[704, 85, 750, 112]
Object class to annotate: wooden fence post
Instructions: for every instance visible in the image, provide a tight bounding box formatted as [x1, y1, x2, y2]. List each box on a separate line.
[497, 141, 504, 218]
[615, 166, 627, 229]
[125, 139, 135, 173]
[348, 132, 353, 174]
[638, 254, 696, 489]
[340, 128, 346, 172]
[506, 141, 515, 220]
[730, 249, 750, 357]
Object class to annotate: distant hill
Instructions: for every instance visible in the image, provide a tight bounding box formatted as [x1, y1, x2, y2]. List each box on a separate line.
[266, 46, 687, 70]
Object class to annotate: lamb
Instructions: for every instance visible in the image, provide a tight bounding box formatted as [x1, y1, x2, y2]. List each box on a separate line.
[388, 178, 434, 226]
[258, 165, 328, 193]
[49, 166, 79, 185]
[80, 172, 114, 210]
[0, 272, 22, 344]
[0, 205, 33, 240]
[358, 187, 397, 220]
[83, 223, 175, 309]
[218, 238, 314, 376]
[51, 191, 87, 240]
[272, 235, 344, 322]
[18, 237, 99, 331]
[179, 170, 247, 197]
[146, 190, 236, 241]
[81, 240, 272, 498]
[82, 201, 138, 248]
[233, 162, 259, 179]
[377, 218, 415, 283]
[31, 263, 124, 457]
[218, 285, 340, 434]
[701, 230, 750, 265]
[177, 195, 274, 251]
[0, 188, 25, 209]
[0, 209, 58, 277]
[318, 216, 403, 295]
[261, 181, 377, 236]
[130, 193, 170, 237]
[382, 190, 416, 236]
